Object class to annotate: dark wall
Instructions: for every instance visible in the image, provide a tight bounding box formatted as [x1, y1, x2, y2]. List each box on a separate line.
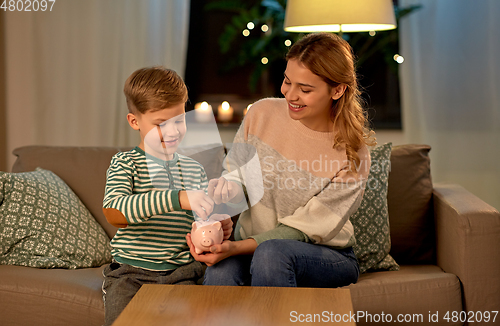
[184, 1, 401, 129]
[184, 0, 261, 109]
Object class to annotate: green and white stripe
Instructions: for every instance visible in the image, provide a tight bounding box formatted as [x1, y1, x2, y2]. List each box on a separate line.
[103, 147, 208, 271]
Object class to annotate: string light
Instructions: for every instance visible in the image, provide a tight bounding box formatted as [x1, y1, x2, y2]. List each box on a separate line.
[242, 29, 250, 37]
[247, 22, 255, 30]
[261, 24, 269, 32]
[393, 54, 405, 64]
[284, 39, 292, 47]
[261, 57, 269, 64]
[369, 31, 376, 37]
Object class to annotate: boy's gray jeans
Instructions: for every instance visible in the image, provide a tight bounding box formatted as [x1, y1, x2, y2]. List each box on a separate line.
[101, 260, 204, 326]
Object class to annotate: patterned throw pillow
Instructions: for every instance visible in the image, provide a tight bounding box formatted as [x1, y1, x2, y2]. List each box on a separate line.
[351, 143, 399, 273]
[0, 168, 112, 269]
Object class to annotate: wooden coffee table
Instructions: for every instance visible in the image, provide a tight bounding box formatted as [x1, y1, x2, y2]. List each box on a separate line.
[112, 284, 356, 325]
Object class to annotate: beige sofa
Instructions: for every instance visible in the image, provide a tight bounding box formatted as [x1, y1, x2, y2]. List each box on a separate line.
[1, 144, 499, 326]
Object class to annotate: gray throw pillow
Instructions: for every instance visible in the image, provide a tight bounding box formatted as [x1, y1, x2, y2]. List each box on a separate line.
[351, 143, 399, 273]
[0, 168, 112, 269]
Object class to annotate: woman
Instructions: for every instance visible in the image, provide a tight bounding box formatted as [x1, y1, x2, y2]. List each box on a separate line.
[187, 32, 375, 288]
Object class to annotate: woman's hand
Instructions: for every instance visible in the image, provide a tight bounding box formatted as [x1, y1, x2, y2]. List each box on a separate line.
[207, 177, 244, 205]
[186, 233, 233, 266]
[186, 234, 258, 267]
[218, 215, 233, 240]
[208, 213, 233, 240]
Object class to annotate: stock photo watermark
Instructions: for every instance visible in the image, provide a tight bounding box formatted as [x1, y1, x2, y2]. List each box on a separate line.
[261, 155, 391, 192]
[1, 0, 56, 12]
[289, 310, 498, 324]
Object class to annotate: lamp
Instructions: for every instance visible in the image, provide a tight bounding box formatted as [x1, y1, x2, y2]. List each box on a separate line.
[284, 0, 397, 33]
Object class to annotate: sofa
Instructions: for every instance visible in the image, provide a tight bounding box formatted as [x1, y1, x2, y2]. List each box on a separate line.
[1, 143, 499, 326]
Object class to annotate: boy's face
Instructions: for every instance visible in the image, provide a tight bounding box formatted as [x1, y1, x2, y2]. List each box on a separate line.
[127, 103, 186, 160]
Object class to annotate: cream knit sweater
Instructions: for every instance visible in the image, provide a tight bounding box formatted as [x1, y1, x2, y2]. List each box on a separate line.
[225, 98, 371, 249]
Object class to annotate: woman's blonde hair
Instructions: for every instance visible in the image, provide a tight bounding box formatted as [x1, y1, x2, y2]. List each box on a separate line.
[286, 33, 376, 171]
[124, 66, 188, 114]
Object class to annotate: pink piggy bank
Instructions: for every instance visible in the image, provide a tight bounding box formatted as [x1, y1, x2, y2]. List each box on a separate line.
[191, 221, 224, 254]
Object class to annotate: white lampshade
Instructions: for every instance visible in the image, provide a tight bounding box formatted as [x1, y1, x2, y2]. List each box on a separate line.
[284, 0, 397, 33]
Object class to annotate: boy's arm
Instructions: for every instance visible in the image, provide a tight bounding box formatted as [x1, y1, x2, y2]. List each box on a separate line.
[102, 155, 183, 227]
[105, 190, 201, 227]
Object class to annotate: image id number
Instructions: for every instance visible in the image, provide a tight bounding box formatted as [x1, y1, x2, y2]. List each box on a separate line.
[1, 0, 56, 11]
[444, 311, 498, 323]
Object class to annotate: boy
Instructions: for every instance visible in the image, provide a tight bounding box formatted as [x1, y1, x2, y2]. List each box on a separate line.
[101, 66, 230, 326]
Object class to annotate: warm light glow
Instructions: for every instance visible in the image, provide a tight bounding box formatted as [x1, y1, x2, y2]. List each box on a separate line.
[284, 39, 292, 47]
[194, 101, 213, 123]
[247, 22, 255, 30]
[200, 101, 209, 111]
[261, 24, 269, 32]
[242, 29, 250, 37]
[284, 0, 397, 33]
[218, 101, 234, 122]
[394, 54, 404, 64]
[285, 24, 395, 33]
[369, 30, 376, 36]
[261, 57, 269, 64]
[243, 104, 252, 116]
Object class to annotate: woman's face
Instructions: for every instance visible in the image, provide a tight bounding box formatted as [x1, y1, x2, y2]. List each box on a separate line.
[281, 59, 345, 132]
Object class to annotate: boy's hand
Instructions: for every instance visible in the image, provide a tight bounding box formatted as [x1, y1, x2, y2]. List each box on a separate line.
[208, 177, 243, 205]
[179, 190, 214, 220]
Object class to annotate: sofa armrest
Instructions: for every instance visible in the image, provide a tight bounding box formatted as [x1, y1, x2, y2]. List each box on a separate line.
[433, 183, 500, 315]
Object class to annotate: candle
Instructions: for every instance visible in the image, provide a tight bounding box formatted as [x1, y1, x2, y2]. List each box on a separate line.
[194, 101, 213, 123]
[217, 101, 234, 122]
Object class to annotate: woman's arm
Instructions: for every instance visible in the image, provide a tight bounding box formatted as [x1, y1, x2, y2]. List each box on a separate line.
[186, 223, 307, 266]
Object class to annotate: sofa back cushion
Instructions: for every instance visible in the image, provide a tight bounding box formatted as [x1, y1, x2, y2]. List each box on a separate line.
[11, 143, 434, 264]
[387, 144, 434, 264]
[11, 144, 226, 239]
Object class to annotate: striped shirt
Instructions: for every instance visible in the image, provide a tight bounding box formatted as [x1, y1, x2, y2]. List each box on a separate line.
[103, 147, 208, 271]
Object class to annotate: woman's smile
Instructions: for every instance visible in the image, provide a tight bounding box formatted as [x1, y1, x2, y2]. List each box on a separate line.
[288, 102, 306, 112]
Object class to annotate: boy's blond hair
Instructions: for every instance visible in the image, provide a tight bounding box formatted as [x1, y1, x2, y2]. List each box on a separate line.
[124, 66, 188, 114]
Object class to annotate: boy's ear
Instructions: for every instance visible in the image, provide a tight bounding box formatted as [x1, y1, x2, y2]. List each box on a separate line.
[127, 113, 140, 131]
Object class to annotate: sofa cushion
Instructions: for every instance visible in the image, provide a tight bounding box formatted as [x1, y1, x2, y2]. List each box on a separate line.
[387, 144, 434, 264]
[0, 264, 105, 326]
[0, 168, 112, 269]
[11, 144, 226, 239]
[348, 265, 462, 325]
[351, 143, 399, 274]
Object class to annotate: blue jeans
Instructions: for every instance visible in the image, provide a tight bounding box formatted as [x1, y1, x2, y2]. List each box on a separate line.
[203, 239, 359, 287]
